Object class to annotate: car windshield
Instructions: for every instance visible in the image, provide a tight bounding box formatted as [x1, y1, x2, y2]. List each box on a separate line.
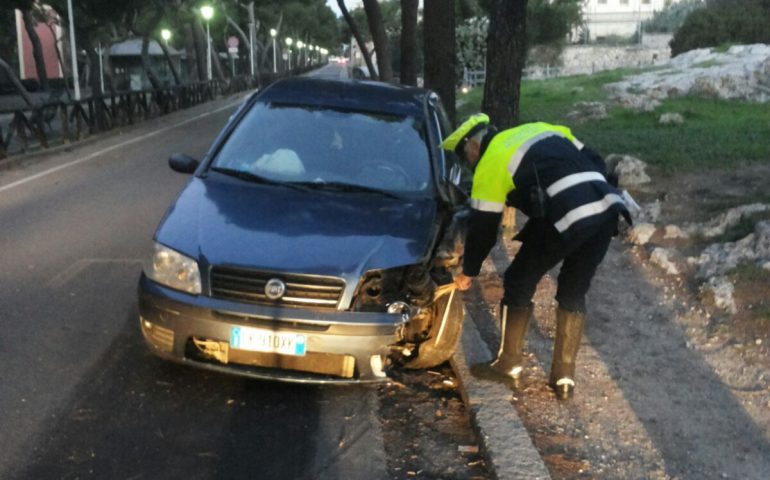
[211, 103, 432, 195]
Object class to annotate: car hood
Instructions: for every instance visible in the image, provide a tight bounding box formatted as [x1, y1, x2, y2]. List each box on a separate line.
[155, 175, 439, 277]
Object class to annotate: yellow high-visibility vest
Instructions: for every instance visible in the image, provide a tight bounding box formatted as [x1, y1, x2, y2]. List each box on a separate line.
[470, 122, 583, 213]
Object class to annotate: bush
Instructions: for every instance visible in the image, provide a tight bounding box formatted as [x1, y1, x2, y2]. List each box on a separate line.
[670, 2, 770, 56]
[643, 0, 706, 34]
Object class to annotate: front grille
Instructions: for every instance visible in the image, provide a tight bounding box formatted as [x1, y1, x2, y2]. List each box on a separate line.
[210, 266, 345, 309]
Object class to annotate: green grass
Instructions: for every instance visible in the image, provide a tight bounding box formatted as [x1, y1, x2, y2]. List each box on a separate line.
[456, 68, 770, 173]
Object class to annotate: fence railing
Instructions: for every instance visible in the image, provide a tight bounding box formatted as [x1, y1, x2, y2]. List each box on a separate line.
[0, 66, 314, 160]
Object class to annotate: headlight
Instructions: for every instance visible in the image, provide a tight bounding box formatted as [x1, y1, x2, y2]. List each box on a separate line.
[144, 242, 202, 294]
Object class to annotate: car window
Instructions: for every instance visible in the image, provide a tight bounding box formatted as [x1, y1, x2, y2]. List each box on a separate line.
[211, 103, 432, 194]
[435, 102, 471, 189]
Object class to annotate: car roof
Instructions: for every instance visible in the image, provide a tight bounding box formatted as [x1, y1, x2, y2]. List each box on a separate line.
[256, 77, 431, 118]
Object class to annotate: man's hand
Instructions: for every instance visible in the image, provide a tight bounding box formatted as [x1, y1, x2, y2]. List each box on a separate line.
[454, 272, 473, 291]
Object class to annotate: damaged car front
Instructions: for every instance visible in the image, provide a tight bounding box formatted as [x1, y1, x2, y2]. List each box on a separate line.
[138, 78, 468, 383]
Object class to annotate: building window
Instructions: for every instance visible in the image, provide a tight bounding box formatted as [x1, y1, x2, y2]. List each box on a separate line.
[643, 0, 651, 4]
[620, 0, 630, 5]
[598, 0, 607, 4]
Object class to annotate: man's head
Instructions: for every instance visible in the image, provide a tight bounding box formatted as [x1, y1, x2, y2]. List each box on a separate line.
[441, 113, 491, 169]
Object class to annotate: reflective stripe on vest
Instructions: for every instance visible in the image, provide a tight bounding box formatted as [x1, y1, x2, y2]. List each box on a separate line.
[470, 198, 506, 213]
[554, 193, 625, 233]
[546, 171, 607, 197]
[470, 122, 581, 210]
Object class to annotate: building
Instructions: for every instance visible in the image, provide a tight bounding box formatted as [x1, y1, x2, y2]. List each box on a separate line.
[14, 7, 63, 82]
[109, 39, 182, 91]
[582, 0, 677, 41]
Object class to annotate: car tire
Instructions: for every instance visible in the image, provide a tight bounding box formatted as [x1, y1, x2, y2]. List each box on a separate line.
[402, 288, 464, 369]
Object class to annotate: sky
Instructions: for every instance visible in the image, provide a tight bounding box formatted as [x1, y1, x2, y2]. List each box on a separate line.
[326, 0, 364, 17]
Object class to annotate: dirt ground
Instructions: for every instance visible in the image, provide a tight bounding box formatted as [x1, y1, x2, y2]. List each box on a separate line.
[462, 164, 770, 479]
[378, 364, 490, 479]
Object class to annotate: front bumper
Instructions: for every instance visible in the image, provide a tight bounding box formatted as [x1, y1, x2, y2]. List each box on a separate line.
[138, 274, 407, 384]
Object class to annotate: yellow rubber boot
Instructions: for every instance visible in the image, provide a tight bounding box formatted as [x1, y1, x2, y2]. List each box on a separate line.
[471, 305, 532, 386]
[549, 308, 586, 400]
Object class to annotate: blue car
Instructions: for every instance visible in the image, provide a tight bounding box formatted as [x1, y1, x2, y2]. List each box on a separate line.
[138, 78, 468, 383]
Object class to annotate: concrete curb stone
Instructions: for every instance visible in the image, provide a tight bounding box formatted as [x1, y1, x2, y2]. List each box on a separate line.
[451, 309, 551, 480]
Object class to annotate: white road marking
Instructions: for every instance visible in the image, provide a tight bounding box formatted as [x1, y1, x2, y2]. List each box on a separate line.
[0, 99, 244, 194]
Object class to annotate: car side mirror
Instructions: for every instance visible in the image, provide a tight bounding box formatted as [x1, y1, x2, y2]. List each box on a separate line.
[168, 153, 199, 174]
[446, 181, 469, 207]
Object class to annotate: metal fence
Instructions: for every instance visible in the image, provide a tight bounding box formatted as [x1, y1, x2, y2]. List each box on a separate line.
[0, 67, 311, 160]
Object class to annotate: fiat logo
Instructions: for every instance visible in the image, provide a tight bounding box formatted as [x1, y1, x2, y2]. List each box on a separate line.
[264, 278, 286, 300]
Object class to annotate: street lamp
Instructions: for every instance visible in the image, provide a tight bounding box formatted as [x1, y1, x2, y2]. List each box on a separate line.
[296, 40, 304, 67]
[66, 0, 81, 100]
[270, 28, 277, 73]
[200, 5, 214, 81]
[285, 37, 293, 70]
[161, 29, 172, 47]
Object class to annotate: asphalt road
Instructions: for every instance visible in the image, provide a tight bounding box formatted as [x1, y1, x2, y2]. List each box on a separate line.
[0, 68, 391, 479]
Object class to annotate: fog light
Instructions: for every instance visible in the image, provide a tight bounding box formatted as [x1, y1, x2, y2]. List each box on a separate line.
[387, 301, 410, 315]
[370, 355, 387, 378]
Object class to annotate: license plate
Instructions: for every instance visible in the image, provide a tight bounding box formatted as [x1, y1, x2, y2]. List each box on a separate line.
[230, 327, 306, 356]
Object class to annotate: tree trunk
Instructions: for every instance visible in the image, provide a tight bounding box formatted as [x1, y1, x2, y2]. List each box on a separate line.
[0, 57, 36, 107]
[140, 36, 163, 91]
[44, 21, 73, 100]
[424, 0, 456, 124]
[158, 40, 181, 85]
[22, 9, 49, 91]
[482, 0, 528, 128]
[362, 0, 393, 82]
[191, 21, 208, 81]
[337, 0, 377, 80]
[184, 23, 200, 81]
[400, 0, 418, 85]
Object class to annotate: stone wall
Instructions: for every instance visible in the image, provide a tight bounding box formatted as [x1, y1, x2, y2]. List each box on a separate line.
[527, 34, 673, 78]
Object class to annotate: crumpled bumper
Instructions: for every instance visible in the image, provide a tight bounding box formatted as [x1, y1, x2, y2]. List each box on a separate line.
[138, 274, 407, 384]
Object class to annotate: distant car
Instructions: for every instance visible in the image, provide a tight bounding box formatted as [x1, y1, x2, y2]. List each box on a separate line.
[138, 77, 469, 383]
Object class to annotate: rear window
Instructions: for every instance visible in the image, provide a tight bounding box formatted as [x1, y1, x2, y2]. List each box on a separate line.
[212, 103, 432, 194]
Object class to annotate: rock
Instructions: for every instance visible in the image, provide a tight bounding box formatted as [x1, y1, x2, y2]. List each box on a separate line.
[605, 154, 652, 189]
[685, 203, 770, 238]
[650, 247, 680, 275]
[627, 223, 657, 245]
[659, 112, 684, 125]
[693, 221, 770, 278]
[639, 200, 661, 224]
[610, 93, 661, 112]
[700, 276, 737, 314]
[695, 234, 757, 279]
[606, 44, 770, 105]
[566, 101, 608, 122]
[664, 225, 688, 239]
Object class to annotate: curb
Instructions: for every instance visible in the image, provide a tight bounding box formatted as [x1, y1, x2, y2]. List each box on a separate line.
[451, 308, 551, 480]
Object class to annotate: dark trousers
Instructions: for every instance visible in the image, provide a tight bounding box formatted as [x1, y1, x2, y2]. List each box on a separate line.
[502, 219, 615, 313]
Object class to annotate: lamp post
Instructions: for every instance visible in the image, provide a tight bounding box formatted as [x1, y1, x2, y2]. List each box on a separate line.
[296, 40, 304, 67]
[66, 0, 81, 100]
[285, 37, 293, 70]
[270, 28, 277, 73]
[200, 5, 214, 81]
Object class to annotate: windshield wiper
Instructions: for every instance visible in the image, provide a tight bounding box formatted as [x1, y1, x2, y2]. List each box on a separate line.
[210, 167, 311, 191]
[289, 180, 403, 199]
